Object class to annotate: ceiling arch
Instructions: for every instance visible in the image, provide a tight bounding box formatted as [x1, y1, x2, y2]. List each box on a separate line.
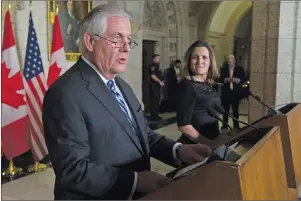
[209, 1, 249, 33]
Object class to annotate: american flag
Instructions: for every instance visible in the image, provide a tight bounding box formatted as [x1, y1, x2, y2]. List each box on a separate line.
[23, 12, 48, 161]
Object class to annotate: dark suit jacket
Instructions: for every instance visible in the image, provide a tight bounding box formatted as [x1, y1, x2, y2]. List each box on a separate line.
[42, 57, 178, 200]
[218, 65, 246, 101]
[166, 66, 179, 99]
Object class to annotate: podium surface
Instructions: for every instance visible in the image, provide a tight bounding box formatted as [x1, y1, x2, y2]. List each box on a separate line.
[258, 103, 301, 189]
[141, 127, 289, 200]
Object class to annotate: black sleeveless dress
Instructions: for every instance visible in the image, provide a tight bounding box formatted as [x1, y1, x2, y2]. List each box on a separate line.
[176, 79, 221, 144]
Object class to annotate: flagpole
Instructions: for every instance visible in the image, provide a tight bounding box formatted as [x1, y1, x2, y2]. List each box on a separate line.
[8, 0, 11, 11]
[29, 0, 32, 11]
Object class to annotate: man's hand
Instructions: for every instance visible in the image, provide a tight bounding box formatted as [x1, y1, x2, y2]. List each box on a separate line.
[159, 81, 164, 87]
[178, 144, 212, 164]
[224, 77, 232, 83]
[136, 171, 171, 193]
[232, 77, 240, 83]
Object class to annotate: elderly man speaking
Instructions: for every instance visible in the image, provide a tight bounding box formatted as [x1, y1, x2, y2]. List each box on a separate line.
[42, 4, 212, 200]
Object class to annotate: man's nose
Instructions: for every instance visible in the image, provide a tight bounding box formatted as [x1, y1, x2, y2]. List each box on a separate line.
[121, 42, 130, 52]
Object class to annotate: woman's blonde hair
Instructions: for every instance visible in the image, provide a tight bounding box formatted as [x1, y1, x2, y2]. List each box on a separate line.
[181, 40, 219, 84]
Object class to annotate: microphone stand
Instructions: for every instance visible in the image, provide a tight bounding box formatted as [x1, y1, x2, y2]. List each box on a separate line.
[212, 103, 262, 159]
[206, 107, 233, 160]
[242, 82, 281, 115]
[248, 90, 281, 115]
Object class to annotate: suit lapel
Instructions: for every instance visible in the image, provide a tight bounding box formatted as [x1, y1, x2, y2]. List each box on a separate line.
[115, 78, 148, 155]
[77, 59, 144, 156]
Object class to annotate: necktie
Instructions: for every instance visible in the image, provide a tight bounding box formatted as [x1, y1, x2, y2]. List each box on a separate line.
[229, 67, 234, 90]
[107, 80, 132, 122]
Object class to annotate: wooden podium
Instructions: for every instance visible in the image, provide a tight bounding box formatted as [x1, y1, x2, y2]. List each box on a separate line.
[141, 126, 289, 200]
[257, 103, 301, 190]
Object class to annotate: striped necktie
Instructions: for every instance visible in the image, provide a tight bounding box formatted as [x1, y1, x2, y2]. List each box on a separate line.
[107, 80, 133, 124]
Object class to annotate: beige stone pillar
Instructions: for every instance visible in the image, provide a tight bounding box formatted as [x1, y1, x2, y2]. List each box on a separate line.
[249, 1, 301, 122]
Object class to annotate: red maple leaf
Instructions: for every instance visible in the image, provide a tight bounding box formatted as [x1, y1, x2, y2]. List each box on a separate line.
[1, 61, 26, 109]
[47, 62, 62, 87]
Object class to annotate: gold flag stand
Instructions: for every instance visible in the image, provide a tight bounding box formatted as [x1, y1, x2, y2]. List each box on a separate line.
[28, 162, 48, 173]
[2, 159, 23, 179]
[47, 161, 52, 168]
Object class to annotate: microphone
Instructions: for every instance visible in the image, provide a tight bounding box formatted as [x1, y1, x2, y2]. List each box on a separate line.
[212, 81, 224, 86]
[212, 103, 261, 134]
[205, 102, 233, 160]
[205, 105, 233, 133]
[241, 81, 282, 115]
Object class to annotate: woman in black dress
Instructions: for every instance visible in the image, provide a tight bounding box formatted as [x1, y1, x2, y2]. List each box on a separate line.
[177, 40, 221, 144]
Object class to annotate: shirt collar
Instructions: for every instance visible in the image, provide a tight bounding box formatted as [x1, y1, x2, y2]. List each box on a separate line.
[81, 55, 114, 85]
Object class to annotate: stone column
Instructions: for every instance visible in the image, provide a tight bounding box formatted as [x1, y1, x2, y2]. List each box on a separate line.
[249, 1, 301, 122]
[275, 1, 301, 105]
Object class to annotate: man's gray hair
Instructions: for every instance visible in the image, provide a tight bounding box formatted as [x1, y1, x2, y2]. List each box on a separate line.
[78, 4, 131, 53]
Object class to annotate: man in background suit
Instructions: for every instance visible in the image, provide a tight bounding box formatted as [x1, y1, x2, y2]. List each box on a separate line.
[166, 59, 182, 112]
[219, 54, 246, 129]
[42, 5, 212, 200]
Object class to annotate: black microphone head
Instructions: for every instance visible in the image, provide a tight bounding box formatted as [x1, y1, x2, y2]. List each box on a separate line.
[213, 103, 225, 114]
[204, 100, 219, 117]
[206, 106, 218, 117]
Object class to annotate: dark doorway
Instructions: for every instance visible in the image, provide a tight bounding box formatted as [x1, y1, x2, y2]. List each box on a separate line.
[142, 40, 155, 113]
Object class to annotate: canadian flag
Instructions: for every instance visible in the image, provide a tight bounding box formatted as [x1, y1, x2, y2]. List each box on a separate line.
[1, 11, 30, 159]
[47, 14, 67, 87]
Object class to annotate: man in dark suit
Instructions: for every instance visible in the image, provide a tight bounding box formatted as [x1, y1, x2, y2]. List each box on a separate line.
[219, 55, 246, 129]
[166, 59, 182, 112]
[42, 5, 212, 200]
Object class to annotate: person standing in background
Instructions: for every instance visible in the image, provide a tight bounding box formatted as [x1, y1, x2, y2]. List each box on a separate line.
[176, 40, 221, 145]
[149, 54, 164, 121]
[166, 59, 182, 112]
[219, 54, 246, 130]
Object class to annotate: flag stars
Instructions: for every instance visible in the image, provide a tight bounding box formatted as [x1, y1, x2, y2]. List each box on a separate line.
[23, 12, 45, 81]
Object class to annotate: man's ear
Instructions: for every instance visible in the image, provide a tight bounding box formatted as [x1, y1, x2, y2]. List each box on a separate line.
[83, 32, 94, 52]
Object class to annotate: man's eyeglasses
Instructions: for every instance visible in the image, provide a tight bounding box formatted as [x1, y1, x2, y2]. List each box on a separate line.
[91, 33, 138, 49]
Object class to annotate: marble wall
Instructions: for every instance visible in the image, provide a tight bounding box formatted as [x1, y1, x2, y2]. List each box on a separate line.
[249, 1, 301, 122]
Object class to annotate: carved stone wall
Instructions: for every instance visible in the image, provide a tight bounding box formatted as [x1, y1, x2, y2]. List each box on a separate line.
[143, 0, 166, 31]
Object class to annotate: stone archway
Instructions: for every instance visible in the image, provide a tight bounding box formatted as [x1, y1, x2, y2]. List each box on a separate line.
[205, 1, 252, 67]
